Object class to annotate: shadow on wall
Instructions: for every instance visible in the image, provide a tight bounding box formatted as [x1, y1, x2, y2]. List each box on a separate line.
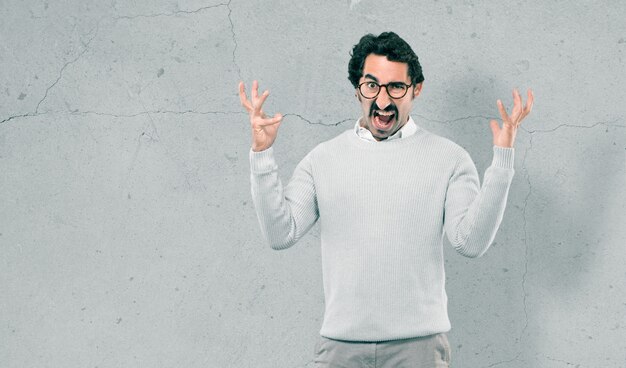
[517, 122, 624, 363]
[439, 66, 623, 364]
[527, 122, 624, 291]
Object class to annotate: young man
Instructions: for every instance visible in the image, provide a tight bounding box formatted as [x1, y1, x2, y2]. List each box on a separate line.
[239, 32, 533, 367]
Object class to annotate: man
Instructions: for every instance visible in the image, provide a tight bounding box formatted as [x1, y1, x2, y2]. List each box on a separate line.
[239, 32, 533, 367]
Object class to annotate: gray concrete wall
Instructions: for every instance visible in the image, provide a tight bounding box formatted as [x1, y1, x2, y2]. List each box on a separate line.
[1, 1, 625, 367]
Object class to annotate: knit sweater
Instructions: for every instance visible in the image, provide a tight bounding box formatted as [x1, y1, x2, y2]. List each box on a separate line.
[249, 121, 515, 342]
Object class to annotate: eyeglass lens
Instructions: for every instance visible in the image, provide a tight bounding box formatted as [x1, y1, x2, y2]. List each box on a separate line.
[359, 82, 408, 99]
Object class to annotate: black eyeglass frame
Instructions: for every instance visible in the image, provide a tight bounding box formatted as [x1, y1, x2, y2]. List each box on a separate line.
[357, 81, 414, 99]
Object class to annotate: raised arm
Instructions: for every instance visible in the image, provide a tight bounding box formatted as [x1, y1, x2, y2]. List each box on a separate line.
[444, 88, 534, 257]
[241, 81, 319, 250]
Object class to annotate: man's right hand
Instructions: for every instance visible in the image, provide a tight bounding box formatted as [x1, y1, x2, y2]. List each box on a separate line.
[239, 80, 283, 152]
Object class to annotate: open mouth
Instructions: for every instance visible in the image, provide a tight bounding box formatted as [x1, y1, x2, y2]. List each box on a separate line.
[372, 110, 396, 130]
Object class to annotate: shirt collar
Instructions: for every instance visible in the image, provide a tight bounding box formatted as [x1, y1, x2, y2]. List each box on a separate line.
[355, 116, 417, 142]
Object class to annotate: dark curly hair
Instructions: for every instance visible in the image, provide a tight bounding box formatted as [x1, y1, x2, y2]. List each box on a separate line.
[348, 32, 424, 88]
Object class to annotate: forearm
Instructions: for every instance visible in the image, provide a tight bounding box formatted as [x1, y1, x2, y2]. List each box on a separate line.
[249, 147, 318, 250]
[447, 146, 515, 257]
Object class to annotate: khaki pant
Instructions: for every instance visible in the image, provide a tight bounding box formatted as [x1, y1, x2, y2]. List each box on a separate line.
[313, 333, 451, 368]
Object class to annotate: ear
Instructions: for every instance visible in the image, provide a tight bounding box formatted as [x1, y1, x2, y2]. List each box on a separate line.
[413, 82, 423, 98]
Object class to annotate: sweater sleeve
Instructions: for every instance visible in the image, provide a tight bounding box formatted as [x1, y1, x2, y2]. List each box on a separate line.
[249, 147, 319, 250]
[443, 146, 515, 258]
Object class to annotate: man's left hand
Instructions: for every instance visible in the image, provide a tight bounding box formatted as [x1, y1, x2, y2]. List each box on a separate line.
[490, 88, 534, 148]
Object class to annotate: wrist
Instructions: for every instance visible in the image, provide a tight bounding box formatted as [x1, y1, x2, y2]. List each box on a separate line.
[252, 145, 270, 152]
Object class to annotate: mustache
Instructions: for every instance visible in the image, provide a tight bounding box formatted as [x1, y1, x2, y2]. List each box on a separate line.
[369, 103, 397, 117]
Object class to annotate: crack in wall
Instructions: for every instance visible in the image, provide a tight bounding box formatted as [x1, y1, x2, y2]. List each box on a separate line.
[4, 108, 625, 133]
[1, 24, 100, 124]
[1, 110, 248, 124]
[68, 109, 246, 118]
[113, 3, 229, 20]
[414, 113, 496, 124]
[414, 115, 626, 132]
[113, 1, 242, 86]
[34, 23, 100, 114]
[1, 3, 239, 125]
[519, 133, 533, 345]
[122, 92, 213, 195]
[486, 132, 535, 367]
[545, 355, 582, 367]
[486, 355, 521, 367]
[526, 119, 626, 133]
[283, 113, 353, 126]
[226, 0, 242, 82]
[0, 113, 37, 124]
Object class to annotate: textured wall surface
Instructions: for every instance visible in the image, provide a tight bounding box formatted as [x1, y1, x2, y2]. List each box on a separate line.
[1, 1, 625, 367]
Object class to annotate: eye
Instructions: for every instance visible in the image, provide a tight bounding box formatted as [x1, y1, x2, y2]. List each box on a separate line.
[389, 83, 406, 91]
[366, 82, 378, 89]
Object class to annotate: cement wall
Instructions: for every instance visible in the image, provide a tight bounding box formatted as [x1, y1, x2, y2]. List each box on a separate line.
[1, 1, 625, 367]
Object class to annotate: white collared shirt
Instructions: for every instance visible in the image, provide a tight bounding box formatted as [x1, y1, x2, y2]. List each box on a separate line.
[355, 116, 418, 142]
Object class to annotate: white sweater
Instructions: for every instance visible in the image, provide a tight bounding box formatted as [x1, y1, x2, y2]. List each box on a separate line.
[249, 121, 515, 342]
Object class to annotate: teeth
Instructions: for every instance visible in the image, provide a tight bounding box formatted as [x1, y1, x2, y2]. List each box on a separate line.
[375, 110, 394, 116]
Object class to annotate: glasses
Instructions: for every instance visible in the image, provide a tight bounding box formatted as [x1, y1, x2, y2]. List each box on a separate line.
[358, 81, 413, 99]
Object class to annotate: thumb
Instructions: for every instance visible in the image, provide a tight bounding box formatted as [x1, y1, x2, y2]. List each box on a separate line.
[490, 120, 500, 142]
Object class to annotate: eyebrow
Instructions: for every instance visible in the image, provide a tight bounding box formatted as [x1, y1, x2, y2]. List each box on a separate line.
[363, 73, 407, 84]
[364, 74, 379, 82]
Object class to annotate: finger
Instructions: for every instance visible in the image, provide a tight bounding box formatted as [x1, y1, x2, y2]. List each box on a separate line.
[251, 80, 259, 101]
[256, 113, 283, 127]
[238, 82, 253, 111]
[517, 89, 534, 122]
[497, 99, 510, 123]
[511, 89, 522, 120]
[490, 119, 500, 129]
[254, 90, 270, 113]
[490, 119, 500, 141]
[522, 89, 534, 117]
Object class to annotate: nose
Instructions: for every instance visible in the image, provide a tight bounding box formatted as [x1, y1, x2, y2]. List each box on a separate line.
[375, 86, 391, 110]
